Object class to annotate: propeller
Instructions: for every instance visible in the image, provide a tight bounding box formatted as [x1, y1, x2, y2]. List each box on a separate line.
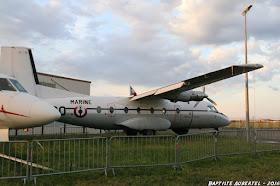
[193, 87, 217, 108]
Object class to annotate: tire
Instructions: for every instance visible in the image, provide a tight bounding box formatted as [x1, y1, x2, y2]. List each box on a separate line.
[143, 130, 156, 136]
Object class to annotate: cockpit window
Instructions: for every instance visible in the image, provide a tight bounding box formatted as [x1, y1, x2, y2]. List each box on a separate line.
[9, 79, 27, 92]
[0, 78, 16, 91]
[207, 105, 218, 112]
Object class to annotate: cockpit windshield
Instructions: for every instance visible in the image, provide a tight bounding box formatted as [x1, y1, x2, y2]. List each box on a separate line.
[0, 78, 16, 91]
[207, 105, 218, 112]
[9, 79, 27, 92]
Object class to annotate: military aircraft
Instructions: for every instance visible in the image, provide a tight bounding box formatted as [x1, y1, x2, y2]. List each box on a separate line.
[0, 73, 61, 141]
[0, 46, 263, 135]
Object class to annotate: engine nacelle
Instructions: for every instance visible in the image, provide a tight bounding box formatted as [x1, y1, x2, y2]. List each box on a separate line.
[164, 91, 207, 102]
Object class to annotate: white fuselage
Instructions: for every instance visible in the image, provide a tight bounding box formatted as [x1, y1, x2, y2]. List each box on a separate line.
[0, 75, 61, 130]
[47, 96, 230, 130]
[0, 91, 61, 129]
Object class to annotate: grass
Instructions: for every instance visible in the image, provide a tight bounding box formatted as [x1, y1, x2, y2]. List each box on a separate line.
[1, 131, 280, 185]
[1, 152, 280, 185]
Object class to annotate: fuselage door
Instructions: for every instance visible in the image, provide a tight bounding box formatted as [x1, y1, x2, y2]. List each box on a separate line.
[107, 103, 116, 117]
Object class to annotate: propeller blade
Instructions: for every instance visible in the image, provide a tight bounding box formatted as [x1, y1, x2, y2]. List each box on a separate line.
[206, 97, 217, 106]
[193, 101, 200, 108]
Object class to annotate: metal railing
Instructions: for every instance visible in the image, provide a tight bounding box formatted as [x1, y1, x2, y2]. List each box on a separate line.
[108, 135, 176, 175]
[0, 141, 29, 183]
[30, 137, 107, 183]
[176, 132, 215, 167]
[255, 129, 280, 152]
[216, 130, 256, 156]
[1, 129, 280, 183]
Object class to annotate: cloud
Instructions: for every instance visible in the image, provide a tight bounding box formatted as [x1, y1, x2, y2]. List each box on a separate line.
[269, 85, 279, 91]
[0, 0, 279, 119]
[169, 0, 280, 45]
[0, 0, 73, 43]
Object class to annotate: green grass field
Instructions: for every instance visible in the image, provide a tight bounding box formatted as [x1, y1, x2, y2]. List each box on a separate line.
[1, 132, 280, 185]
[1, 152, 280, 185]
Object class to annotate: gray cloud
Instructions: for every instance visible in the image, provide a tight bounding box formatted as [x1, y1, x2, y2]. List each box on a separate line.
[0, 0, 73, 42]
[0, 0, 279, 94]
[169, 0, 280, 45]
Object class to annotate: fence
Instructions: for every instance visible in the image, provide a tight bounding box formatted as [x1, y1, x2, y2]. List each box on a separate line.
[108, 135, 176, 175]
[1, 129, 280, 183]
[176, 132, 215, 167]
[255, 129, 280, 152]
[30, 137, 107, 183]
[216, 130, 256, 156]
[0, 141, 29, 183]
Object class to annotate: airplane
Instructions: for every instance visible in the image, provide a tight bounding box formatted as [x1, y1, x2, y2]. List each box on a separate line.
[0, 73, 61, 142]
[0, 46, 263, 136]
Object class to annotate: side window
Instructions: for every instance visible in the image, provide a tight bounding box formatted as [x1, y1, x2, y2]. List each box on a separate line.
[176, 108, 180, 114]
[137, 107, 141, 114]
[9, 79, 27, 92]
[0, 78, 16, 91]
[97, 106, 102, 113]
[59, 106, 66, 115]
[124, 107, 129, 114]
[109, 106, 114, 114]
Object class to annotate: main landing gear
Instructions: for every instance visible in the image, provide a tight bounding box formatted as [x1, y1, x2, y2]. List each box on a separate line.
[143, 130, 156, 136]
[126, 129, 156, 136]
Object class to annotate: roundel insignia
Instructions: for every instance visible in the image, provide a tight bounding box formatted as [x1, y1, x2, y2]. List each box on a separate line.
[74, 105, 87, 118]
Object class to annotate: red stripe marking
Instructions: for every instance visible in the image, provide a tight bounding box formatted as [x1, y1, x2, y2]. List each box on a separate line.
[0, 110, 30, 118]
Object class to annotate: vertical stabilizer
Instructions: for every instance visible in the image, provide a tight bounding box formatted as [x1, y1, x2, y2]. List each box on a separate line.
[0, 46, 39, 95]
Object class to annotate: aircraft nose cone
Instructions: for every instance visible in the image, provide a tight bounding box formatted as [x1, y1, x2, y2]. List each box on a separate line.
[31, 101, 61, 125]
[222, 115, 231, 126]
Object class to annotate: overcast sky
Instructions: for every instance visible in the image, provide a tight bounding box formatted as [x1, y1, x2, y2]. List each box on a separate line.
[0, 0, 279, 119]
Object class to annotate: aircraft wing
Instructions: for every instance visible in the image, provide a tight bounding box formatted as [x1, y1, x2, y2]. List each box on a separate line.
[130, 64, 263, 101]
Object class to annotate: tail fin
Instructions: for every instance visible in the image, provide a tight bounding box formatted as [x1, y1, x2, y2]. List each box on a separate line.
[0, 46, 39, 95]
[129, 86, 137, 97]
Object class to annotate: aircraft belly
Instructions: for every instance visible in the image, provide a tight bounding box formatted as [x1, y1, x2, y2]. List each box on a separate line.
[117, 116, 171, 131]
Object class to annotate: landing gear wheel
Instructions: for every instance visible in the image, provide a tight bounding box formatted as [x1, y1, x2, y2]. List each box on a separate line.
[172, 128, 189, 135]
[143, 130, 156, 136]
[126, 129, 138, 136]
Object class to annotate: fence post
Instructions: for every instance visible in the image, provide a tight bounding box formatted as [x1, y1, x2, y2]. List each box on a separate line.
[108, 137, 115, 176]
[105, 138, 108, 176]
[214, 132, 218, 160]
[175, 137, 178, 169]
[254, 129, 257, 155]
[29, 142, 34, 182]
